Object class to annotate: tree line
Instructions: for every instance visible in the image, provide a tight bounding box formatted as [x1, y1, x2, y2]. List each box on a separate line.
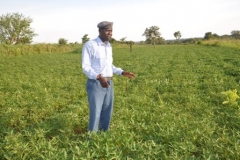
[1, 13, 240, 46]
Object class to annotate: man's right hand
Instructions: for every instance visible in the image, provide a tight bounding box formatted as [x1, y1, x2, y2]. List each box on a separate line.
[97, 74, 110, 88]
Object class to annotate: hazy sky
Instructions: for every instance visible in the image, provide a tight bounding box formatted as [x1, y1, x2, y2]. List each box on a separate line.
[1, 0, 240, 43]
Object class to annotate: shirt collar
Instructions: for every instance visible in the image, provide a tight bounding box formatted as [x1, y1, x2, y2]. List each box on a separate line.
[96, 37, 111, 47]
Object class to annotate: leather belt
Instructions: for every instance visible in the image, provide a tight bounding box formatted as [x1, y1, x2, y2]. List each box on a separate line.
[103, 77, 112, 81]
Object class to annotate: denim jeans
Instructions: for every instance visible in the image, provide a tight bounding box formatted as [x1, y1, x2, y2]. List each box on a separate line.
[86, 79, 114, 132]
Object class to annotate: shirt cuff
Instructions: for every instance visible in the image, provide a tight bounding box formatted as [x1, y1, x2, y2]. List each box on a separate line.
[118, 69, 124, 75]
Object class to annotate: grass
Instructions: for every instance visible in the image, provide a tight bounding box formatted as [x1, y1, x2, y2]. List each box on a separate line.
[0, 43, 81, 56]
[0, 44, 240, 159]
[200, 39, 240, 49]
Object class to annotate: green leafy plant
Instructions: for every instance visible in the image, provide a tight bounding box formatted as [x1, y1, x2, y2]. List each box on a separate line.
[1, 45, 240, 159]
[221, 89, 240, 105]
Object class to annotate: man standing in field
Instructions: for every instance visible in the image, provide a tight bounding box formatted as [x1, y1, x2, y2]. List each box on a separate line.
[82, 21, 136, 132]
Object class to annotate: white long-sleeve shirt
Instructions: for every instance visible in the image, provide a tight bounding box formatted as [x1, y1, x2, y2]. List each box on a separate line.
[82, 37, 123, 79]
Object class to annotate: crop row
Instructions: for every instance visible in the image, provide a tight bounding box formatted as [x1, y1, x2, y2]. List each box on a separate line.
[0, 45, 240, 159]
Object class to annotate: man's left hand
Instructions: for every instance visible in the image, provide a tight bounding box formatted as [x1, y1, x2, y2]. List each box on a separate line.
[122, 71, 136, 79]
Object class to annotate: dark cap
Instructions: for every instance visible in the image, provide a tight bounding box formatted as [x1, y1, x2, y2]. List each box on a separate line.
[97, 21, 113, 29]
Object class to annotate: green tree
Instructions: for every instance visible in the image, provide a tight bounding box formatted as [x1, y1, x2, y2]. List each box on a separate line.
[81, 34, 90, 43]
[212, 33, 219, 39]
[119, 37, 127, 44]
[142, 26, 161, 48]
[174, 31, 181, 44]
[204, 32, 213, 40]
[204, 32, 219, 40]
[58, 38, 68, 45]
[156, 37, 165, 44]
[231, 30, 240, 39]
[0, 12, 37, 44]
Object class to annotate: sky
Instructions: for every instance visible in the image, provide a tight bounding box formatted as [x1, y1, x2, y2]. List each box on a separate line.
[0, 0, 240, 43]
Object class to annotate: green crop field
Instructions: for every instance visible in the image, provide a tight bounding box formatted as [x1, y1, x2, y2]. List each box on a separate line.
[0, 45, 240, 159]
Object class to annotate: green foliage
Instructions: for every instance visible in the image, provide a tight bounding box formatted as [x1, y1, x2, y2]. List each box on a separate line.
[0, 12, 37, 44]
[81, 34, 90, 43]
[1, 45, 240, 159]
[0, 43, 81, 56]
[126, 41, 134, 45]
[174, 31, 181, 40]
[231, 30, 240, 39]
[119, 37, 127, 43]
[173, 31, 181, 45]
[204, 32, 219, 40]
[142, 26, 163, 47]
[221, 89, 240, 105]
[58, 38, 68, 45]
[200, 39, 240, 49]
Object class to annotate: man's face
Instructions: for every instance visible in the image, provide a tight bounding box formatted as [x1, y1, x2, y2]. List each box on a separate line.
[99, 28, 112, 42]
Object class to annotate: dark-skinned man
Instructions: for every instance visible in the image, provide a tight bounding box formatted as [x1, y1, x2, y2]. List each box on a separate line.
[82, 21, 136, 132]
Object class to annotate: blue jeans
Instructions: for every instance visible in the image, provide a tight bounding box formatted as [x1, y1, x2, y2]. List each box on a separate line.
[86, 79, 114, 132]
